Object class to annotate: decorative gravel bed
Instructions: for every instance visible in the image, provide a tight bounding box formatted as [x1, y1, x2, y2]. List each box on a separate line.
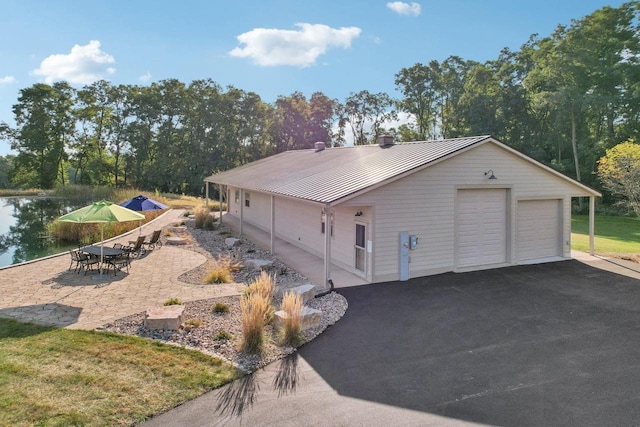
[101, 292, 346, 372]
[100, 216, 348, 372]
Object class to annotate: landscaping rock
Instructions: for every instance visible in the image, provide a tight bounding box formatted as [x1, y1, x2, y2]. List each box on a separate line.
[169, 226, 187, 233]
[225, 237, 241, 248]
[166, 236, 187, 245]
[290, 283, 316, 304]
[300, 306, 323, 330]
[144, 305, 185, 330]
[274, 306, 322, 331]
[245, 258, 274, 271]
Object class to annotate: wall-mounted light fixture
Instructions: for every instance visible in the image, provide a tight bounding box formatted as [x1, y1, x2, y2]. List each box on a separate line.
[484, 170, 497, 180]
[355, 210, 363, 217]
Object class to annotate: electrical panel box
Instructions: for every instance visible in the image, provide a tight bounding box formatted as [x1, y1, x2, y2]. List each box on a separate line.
[409, 235, 418, 249]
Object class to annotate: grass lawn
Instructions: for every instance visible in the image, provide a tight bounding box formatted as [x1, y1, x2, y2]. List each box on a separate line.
[572, 214, 640, 253]
[0, 318, 241, 426]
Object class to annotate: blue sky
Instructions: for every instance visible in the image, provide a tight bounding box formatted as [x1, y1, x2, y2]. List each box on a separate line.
[0, 0, 627, 155]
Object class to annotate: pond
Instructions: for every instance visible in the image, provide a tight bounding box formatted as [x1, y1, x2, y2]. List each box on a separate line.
[0, 197, 83, 268]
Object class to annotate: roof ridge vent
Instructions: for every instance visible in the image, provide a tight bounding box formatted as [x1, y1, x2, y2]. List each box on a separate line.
[314, 141, 326, 152]
[377, 134, 394, 147]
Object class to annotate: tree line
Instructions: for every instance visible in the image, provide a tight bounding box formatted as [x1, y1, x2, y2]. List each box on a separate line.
[1, 2, 639, 199]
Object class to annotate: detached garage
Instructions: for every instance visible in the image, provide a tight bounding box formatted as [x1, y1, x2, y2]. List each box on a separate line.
[205, 135, 600, 287]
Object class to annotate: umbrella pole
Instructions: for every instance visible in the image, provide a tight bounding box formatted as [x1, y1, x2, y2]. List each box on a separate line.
[100, 225, 104, 276]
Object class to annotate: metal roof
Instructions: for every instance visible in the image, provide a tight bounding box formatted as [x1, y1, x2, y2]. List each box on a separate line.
[205, 135, 493, 205]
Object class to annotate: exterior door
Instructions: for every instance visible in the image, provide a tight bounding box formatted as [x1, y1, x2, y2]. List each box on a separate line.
[456, 189, 508, 268]
[355, 222, 366, 274]
[516, 199, 562, 261]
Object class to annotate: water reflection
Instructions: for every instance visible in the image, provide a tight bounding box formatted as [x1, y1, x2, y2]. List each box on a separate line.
[0, 197, 80, 267]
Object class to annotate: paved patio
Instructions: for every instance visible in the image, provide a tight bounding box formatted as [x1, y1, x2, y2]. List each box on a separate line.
[0, 210, 242, 329]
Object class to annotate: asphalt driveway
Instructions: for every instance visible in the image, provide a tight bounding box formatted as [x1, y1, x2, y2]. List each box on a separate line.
[144, 260, 640, 426]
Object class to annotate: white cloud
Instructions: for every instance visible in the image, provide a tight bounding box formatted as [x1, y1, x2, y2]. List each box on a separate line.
[139, 71, 152, 83]
[386, 2, 421, 16]
[229, 23, 361, 67]
[0, 76, 16, 85]
[32, 40, 116, 84]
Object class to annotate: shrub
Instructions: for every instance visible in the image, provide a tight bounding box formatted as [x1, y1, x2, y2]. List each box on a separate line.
[212, 303, 230, 314]
[279, 291, 303, 347]
[214, 331, 232, 341]
[194, 206, 215, 229]
[163, 298, 182, 306]
[240, 292, 270, 353]
[205, 265, 233, 284]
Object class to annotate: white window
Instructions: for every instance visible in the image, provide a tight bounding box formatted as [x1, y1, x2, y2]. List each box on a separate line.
[244, 192, 250, 208]
[234, 190, 239, 204]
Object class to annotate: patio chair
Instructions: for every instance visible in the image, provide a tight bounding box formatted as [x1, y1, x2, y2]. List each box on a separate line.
[107, 250, 131, 275]
[142, 229, 162, 251]
[127, 235, 146, 258]
[77, 253, 100, 275]
[68, 249, 83, 272]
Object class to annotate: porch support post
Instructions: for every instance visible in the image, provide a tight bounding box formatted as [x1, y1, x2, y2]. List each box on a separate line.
[218, 184, 223, 225]
[239, 189, 244, 236]
[270, 195, 275, 254]
[589, 195, 595, 256]
[323, 206, 332, 288]
[205, 181, 209, 208]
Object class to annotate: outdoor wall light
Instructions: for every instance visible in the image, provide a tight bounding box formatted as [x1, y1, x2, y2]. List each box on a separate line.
[484, 170, 497, 180]
[355, 210, 363, 216]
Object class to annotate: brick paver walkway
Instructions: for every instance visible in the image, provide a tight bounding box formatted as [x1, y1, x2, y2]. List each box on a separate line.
[0, 209, 242, 329]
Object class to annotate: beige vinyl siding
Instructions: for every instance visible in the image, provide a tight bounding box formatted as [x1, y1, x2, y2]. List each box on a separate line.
[349, 142, 585, 281]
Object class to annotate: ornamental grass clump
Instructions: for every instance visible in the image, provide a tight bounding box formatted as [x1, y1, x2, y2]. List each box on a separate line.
[212, 302, 230, 314]
[279, 290, 303, 347]
[244, 271, 275, 301]
[240, 272, 276, 353]
[240, 292, 270, 353]
[194, 206, 215, 229]
[217, 253, 243, 272]
[163, 298, 182, 306]
[204, 265, 233, 284]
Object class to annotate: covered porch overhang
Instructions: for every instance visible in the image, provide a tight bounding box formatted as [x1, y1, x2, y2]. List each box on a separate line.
[204, 181, 353, 291]
[217, 211, 367, 290]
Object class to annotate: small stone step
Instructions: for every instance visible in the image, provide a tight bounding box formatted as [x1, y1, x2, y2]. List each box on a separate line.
[144, 305, 185, 330]
[169, 226, 187, 233]
[166, 236, 187, 245]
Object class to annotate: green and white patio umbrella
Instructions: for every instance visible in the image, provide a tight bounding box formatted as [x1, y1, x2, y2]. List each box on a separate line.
[58, 200, 145, 277]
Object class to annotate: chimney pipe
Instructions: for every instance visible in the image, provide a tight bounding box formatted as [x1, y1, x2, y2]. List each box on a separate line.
[378, 135, 394, 147]
[314, 141, 326, 152]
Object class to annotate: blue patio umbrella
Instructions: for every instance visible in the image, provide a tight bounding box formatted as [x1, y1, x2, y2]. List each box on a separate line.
[119, 195, 167, 211]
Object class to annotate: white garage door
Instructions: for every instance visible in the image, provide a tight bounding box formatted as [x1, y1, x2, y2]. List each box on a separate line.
[516, 199, 561, 262]
[456, 189, 507, 268]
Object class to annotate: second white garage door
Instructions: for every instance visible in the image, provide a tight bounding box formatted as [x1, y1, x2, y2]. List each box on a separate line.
[516, 199, 562, 262]
[456, 189, 507, 268]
